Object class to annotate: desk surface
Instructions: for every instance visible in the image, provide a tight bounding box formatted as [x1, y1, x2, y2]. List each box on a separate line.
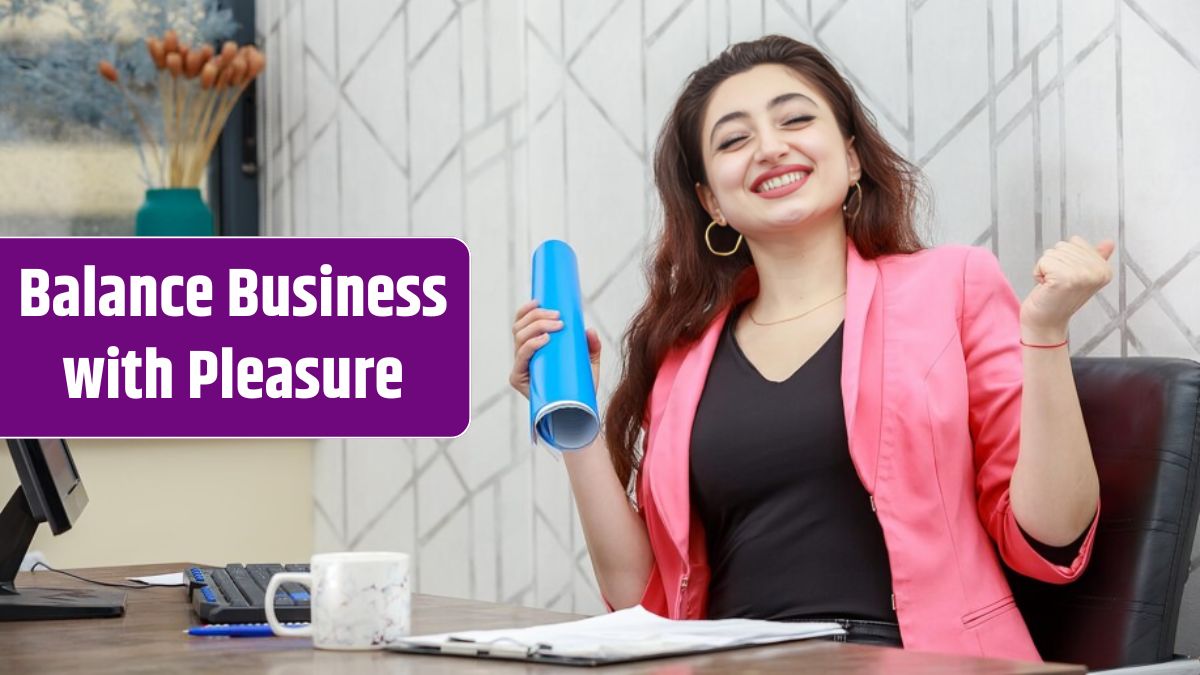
[1, 563, 1083, 674]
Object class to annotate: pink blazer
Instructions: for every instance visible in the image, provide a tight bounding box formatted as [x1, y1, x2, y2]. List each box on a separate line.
[632, 242, 1099, 660]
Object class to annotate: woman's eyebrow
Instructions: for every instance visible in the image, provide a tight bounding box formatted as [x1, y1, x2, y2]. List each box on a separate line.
[708, 92, 819, 146]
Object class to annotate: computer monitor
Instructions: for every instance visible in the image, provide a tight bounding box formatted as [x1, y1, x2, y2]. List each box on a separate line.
[0, 439, 125, 620]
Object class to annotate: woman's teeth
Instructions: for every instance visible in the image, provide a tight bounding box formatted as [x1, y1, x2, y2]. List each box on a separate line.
[755, 171, 807, 192]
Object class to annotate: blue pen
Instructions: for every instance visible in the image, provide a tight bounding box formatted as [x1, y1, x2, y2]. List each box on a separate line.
[186, 623, 308, 637]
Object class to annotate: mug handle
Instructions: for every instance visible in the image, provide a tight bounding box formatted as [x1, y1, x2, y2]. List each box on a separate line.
[264, 572, 314, 637]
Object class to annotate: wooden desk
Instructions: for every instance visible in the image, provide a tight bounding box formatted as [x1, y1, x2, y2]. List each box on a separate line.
[1, 563, 1084, 674]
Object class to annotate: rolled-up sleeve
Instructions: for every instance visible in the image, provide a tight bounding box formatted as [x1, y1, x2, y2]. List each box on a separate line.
[961, 247, 1099, 584]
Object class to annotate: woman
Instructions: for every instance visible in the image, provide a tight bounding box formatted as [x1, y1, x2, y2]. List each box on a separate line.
[509, 35, 1110, 660]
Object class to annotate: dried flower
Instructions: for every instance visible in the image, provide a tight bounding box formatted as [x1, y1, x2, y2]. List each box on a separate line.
[108, 29, 267, 187]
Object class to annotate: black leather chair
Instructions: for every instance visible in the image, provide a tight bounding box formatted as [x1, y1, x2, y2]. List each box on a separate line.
[1006, 357, 1200, 672]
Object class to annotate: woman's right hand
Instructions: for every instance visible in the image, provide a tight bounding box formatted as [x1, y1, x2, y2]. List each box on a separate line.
[509, 299, 602, 400]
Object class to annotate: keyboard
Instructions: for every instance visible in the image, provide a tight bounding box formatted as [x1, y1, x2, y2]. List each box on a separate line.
[185, 564, 311, 624]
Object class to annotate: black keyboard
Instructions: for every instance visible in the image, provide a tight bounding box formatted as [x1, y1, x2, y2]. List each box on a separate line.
[185, 564, 311, 624]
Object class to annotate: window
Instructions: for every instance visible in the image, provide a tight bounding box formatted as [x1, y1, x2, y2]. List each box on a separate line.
[0, 0, 258, 236]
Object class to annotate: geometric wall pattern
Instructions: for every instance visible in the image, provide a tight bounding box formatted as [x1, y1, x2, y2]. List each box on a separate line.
[258, 0, 1200, 652]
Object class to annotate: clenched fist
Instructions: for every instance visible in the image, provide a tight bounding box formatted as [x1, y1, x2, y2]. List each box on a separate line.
[1020, 236, 1115, 342]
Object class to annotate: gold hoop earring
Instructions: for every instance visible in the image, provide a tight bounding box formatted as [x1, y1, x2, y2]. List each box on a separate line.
[842, 181, 863, 221]
[705, 220, 743, 256]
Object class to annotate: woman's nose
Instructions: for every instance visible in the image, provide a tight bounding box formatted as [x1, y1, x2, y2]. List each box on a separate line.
[753, 129, 789, 163]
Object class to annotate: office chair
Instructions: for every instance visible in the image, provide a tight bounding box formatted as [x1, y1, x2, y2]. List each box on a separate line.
[1006, 357, 1200, 673]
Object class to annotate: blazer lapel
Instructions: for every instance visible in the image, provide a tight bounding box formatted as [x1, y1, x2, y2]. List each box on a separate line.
[842, 242, 883, 494]
[648, 305, 729, 561]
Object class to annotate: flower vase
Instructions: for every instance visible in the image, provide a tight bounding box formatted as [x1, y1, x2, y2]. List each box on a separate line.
[135, 188, 214, 236]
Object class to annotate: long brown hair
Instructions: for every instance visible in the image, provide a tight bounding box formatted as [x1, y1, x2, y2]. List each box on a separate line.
[604, 35, 925, 491]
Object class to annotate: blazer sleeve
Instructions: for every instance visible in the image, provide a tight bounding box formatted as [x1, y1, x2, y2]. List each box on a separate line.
[961, 247, 1099, 584]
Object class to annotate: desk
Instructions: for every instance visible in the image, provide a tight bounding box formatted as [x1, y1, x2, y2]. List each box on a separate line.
[1, 563, 1083, 674]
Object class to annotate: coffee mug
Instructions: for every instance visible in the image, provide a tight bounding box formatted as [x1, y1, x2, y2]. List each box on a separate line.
[264, 551, 411, 650]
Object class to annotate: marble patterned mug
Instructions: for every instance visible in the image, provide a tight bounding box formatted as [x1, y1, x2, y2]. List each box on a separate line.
[264, 551, 411, 650]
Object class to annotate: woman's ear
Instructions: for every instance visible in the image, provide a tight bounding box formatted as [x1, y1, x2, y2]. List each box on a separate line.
[694, 182, 723, 224]
[846, 136, 862, 184]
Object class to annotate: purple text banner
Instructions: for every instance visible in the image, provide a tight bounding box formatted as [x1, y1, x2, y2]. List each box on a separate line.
[0, 237, 469, 437]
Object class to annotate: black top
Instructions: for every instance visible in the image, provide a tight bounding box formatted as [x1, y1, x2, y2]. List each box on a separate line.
[689, 304, 897, 622]
[688, 303, 1089, 622]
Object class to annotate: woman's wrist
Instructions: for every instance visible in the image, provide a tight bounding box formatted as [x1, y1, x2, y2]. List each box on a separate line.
[1020, 323, 1069, 347]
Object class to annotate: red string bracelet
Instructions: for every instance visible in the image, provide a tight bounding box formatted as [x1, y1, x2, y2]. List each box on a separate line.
[1020, 337, 1069, 349]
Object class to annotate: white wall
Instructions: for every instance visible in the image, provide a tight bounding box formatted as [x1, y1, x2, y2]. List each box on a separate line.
[0, 439, 313, 568]
[257, 0, 1200, 651]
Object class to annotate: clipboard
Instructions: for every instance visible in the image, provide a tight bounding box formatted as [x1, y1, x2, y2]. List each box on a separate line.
[388, 639, 621, 666]
[384, 606, 845, 666]
[386, 634, 843, 667]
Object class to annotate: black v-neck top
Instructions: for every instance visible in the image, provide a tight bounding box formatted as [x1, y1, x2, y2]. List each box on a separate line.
[689, 303, 897, 622]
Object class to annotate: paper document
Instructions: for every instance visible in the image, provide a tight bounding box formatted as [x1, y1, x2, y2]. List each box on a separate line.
[126, 572, 186, 587]
[393, 605, 844, 662]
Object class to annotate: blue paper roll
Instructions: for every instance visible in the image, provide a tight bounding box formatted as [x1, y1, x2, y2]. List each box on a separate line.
[529, 240, 599, 451]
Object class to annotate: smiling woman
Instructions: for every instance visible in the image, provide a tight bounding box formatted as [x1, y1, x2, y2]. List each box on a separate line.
[698, 66, 864, 264]
[705, 91, 821, 195]
[508, 35, 1109, 661]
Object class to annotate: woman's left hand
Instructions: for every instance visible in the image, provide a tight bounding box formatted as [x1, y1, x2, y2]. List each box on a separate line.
[1019, 236, 1115, 341]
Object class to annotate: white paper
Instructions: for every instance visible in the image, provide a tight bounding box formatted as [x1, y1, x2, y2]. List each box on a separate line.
[395, 605, 844, 660]
[126, 572, 186, 587]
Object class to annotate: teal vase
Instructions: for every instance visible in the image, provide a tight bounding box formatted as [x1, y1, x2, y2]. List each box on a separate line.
[135, 188, 214, 236]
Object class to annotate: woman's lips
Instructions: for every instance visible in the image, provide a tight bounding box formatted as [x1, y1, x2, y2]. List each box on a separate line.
[753, 170, 810, 199]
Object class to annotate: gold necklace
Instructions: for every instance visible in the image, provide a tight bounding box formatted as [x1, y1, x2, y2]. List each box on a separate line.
[747, 291, 847, 326]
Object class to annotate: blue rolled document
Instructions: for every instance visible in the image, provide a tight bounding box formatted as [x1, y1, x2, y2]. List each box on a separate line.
[529, 240, 599, 451]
